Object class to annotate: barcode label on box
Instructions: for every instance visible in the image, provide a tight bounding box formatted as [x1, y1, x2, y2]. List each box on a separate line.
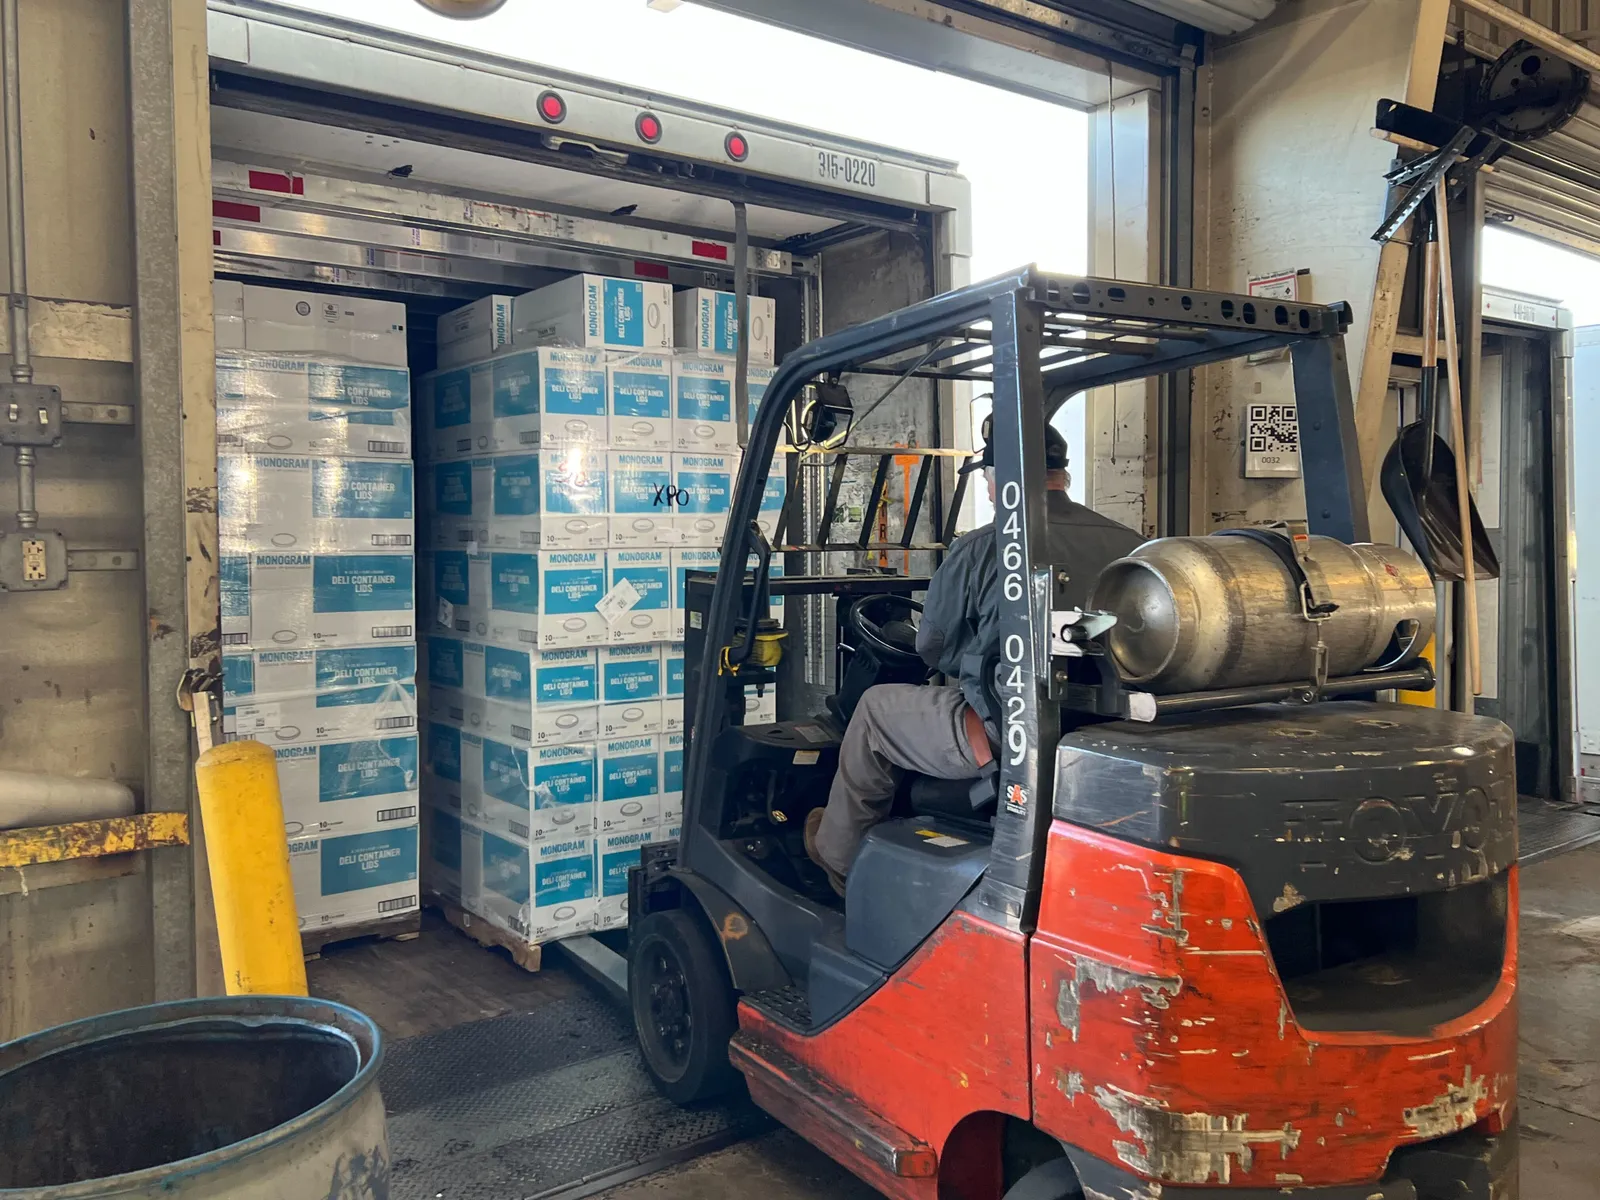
[378, 895, 419, 914]
[510, 820, 529, 839]
[375, 716, 414, 730]
[447, 705, 464, 721]
[367, 440, 405, 455]
[371, 534, 413, 548]
[520, 532, 539, 546]
[218, 433, 242, 446]
[371, 624, 414, 639]
[519, 630, 538, 644]
[518, 431, 539, 445]
[223, 632, 249, 645]
[376, 805, 418, 822]
[511, 724, 532, 741]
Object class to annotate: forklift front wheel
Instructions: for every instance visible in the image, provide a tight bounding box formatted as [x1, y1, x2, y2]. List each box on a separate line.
[630, 908, 740, 1104]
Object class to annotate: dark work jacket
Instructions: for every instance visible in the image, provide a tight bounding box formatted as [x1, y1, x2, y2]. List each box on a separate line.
[914, 490, 1144, 723]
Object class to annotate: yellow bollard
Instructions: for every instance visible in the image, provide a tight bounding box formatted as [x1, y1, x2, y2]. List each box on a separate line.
[193, 739, 308, 996]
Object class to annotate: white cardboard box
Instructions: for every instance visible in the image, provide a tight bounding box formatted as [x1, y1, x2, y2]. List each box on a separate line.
[242, 285, 408, 367]
[663, 642, 686, 734]
[747, 363, 777, 429]
[223, 644, 417, 746]
[219, 455, 414, 554]
[463, 823, 597, 944]
[513, 275, 672, 352]
[607, 450, 675, 547]
[606, 353, 674, 450]
[289, 819, 421, 932]
[428, 682, 600, 751]
[743, 686, 777, 726]
[419, 361, 490, 461]
[437, 295, 514, 362]
[422, 348, 607, 457]
[600, 699, 663, 738]
[216, 353, 412, 459]
[424, 637, 600, 748]
[428, 549, 609, 650]
[673, 357, 736, 450]
[598, 736, 663, 835]
[222, 552, 415, 651]
[672, 288, 775, 365]
[426, 452, 608, 551]
[600, 643, 663, 704]
[605, 547, 671, 643]
[456, 731, 598, 844]
[595, 826, 659, 930]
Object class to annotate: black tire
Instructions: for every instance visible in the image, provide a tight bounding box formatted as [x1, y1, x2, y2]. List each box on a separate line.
[630, 907, 740, 1104]
[1002, 1156, 1083, 1200]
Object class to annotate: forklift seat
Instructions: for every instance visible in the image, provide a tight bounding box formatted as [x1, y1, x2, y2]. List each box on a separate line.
[903, 768, 999, 832]
[843, 817, 990, 973]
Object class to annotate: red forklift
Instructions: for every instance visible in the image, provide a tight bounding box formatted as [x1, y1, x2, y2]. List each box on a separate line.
[627, 269, 1518, 1199]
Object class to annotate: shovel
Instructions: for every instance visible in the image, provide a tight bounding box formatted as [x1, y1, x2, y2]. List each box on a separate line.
[1378, 205, 1500, 589]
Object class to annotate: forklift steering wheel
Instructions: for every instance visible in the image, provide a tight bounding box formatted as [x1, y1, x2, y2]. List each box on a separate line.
[846, 594, 925, 667]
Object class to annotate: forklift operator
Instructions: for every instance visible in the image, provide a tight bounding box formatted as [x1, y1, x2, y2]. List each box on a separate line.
[804, 420, 1144, 893]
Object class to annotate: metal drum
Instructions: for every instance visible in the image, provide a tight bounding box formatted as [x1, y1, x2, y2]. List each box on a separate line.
[0, 996, 388, 1200]
[1090, 534, 1434, 694]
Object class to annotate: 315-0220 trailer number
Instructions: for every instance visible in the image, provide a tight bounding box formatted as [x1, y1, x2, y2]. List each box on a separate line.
[817, 151, 878, 190]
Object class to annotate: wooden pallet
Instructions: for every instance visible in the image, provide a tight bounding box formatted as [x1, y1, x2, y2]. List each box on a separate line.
[302, 910, 422, 961]
[427, 894, 543, 973]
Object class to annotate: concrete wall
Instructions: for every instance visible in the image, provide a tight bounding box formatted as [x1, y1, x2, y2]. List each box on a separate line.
[1192, 0, 1445, 534]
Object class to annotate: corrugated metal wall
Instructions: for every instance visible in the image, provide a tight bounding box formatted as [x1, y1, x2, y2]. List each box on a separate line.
[1451, 1, 1600, 256]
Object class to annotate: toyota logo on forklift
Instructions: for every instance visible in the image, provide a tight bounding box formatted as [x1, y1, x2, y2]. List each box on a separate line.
[627, 269, 1518, 1200]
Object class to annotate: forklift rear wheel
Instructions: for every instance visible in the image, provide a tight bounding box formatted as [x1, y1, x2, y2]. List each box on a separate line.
[630, 907, 740, 1104]
[1002, 1156, 1084, 1200]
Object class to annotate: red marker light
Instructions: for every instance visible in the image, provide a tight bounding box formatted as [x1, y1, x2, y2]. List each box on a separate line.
[537, 91, 567, 124]
[636, 113, 663, 143]
[725, 131, 749, 162]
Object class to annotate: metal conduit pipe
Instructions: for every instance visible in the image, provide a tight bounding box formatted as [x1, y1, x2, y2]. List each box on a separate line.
[1, 0, 35, 529]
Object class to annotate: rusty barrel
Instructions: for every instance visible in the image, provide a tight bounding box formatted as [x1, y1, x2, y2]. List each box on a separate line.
[0, 996, 387, 1199]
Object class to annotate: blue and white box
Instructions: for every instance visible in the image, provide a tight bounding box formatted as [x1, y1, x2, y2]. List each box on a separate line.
[673, 288, 776, 366]
[671, 549, 722, 641]
[747, 363, 778, 428]
[514, 274, 672, 353]
[219, 455, 414, 553]
[461, 734, 597, 843]
[216, 352, 412, 459]
[672, 452, 736, 546]
[744, 685, 777, 726]
[601, 644, 662, 704]
[489, 346, 607, 449]
[288, 820, 420, 931]
[661, 730, 685, 823]
[428, 549, 608, 649]
[595, 826, 659, 929]
[421, 798, 463, 905]
[272, 736, 420, 836]
[222, 645, 417, 746]
[606, 352, 673, 450]
[222, 552, 415, 649]
[605, 547, 671, 643]
[425, 636, 599, 748]
[608, 450, 674, 547]
[663, 643, 686, 733]
[427, 451, 608, 550]
[673, 357, 736, 451]
[419, 360, 491, 461]
[463, 825, 597, 943]
[598, 735, 662, 835]
[757, 455, 787, 543]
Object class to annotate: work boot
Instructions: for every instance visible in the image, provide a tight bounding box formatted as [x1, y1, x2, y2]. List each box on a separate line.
[804, 808, 847, 899]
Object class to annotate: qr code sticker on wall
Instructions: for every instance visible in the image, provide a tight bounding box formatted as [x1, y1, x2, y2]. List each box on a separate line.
[1245, 402, 1300, 478]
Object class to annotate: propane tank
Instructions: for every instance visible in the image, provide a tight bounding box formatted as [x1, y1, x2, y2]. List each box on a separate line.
[1089, 534, 1434, 694]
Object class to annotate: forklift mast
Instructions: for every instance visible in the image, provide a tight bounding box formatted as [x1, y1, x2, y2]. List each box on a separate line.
[685, 267, 1369, 930]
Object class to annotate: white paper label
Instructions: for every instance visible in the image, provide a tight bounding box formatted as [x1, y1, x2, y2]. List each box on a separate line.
[923, 833, 968, 849]
[437, 597, 454, 627]
[793, 750, 820, 765]
[595, 577, 642, 624]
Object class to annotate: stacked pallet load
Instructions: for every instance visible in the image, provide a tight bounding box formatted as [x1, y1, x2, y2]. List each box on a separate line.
[417, 275, 780, 957]
[214, 282, 421, 952]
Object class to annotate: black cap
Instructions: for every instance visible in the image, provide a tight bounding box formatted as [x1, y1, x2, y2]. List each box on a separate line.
[962, 410, 1069, 474]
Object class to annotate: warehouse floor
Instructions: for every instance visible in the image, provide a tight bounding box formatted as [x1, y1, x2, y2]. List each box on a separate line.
[308, 844, 1600, 1199]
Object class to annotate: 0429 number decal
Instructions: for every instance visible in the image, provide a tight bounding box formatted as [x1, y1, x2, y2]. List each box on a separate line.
[998, 480, 1030, 795]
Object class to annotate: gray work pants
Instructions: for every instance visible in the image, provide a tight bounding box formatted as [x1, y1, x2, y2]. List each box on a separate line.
[813, 684, 983, 877]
